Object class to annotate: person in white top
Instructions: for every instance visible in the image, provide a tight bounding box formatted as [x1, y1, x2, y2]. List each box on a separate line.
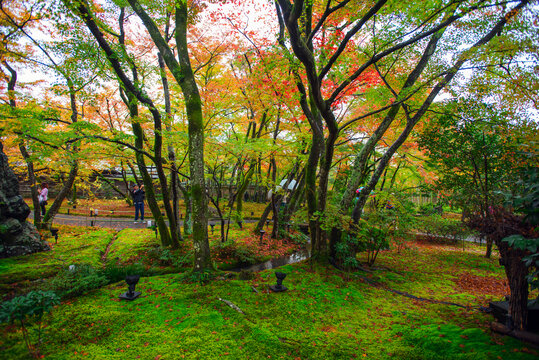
[38, 183, 48, 216]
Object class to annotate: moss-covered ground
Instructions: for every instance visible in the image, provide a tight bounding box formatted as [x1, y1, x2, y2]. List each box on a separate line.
[0, 226, 116, 297]
[0, 223, 301, 300]
[1, 228, 537, 359]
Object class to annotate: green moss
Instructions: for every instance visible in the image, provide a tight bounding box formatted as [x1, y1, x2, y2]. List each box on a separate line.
[1, 233, 537, 359]
[105, 228, 157, 265]
[390, 323, 535, 359]
[0, 226, 116, 298]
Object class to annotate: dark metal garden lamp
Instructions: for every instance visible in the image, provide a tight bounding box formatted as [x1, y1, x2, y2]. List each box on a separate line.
[259, 229, 265, 243]
[269, 272, 288, 292]
[119, 274, 141, 301]
[50, 228, 59, 244]
[266, 218, 270, 227]
[210, 222, 215, 234]
[238, 220, 243, 229]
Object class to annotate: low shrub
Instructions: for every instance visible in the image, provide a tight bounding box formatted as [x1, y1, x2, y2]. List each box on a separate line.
[46, 264, 107, 299]
[358, 223, 390, 266]
[146, 246, 192, 268]
[334, 234, 361, 270]
[287, 229, 310, 245]
[419, 215, 468, 243]
[213, 241, 257, 267]
[180, 269, 214, 284]
[238, 269, 255, 280]
[0, 290, 59, 359]
[100, 262, 146, 284]
[417, 203, 443, 215]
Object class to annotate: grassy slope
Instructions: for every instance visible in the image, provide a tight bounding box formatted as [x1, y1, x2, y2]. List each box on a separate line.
[0, 226, 116, 296]
[0, 233, 537, 359]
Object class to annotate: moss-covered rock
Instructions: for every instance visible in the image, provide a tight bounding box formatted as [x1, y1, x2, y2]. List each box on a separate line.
[0, 142, 48, 258]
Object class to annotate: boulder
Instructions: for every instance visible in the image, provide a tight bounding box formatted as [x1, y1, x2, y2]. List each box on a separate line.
[0, 141, 49, 258]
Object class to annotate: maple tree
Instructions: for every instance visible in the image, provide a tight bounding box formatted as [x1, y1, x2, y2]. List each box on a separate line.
[418, 99, 537, 257]
[273, 0, 536, 263]
[0, 0, 536, 281]
[0, 0, 101, 230]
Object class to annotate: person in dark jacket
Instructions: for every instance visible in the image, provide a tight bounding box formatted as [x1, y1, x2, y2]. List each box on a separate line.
[131, 184, 145, 223]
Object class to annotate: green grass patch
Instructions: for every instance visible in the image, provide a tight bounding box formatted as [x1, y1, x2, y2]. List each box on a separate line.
[104, 229, 157, 266]
[1, 228, 537, 359]
[0, 226, 115, 298]
[2, 261, 537, 359]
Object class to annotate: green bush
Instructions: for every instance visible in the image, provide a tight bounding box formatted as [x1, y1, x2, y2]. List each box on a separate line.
[100, 262, 146, 283]
[419, 215, 468, 243]
[181, 269, 214, 284]
[418, 203, 443, 215]
[286, 228, 310, 245]
[146, 246, 192, 268]
[0, 290, 59, 359]
[213, 240, 256, 266]
[46, 264, 108, 299]
[334, 234, 360, 270]
[358, 223, 390, 266]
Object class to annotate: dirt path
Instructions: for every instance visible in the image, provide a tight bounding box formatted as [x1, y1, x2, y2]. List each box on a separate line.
[28, 213, 258, 230]
[101, 231, 120, 263]
[29, 213, 164, 230]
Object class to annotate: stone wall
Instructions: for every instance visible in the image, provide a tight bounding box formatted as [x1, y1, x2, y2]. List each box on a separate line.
[0, 142, 49, 258]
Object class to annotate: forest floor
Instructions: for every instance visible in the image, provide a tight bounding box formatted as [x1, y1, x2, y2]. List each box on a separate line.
[1, 225, 537, 359]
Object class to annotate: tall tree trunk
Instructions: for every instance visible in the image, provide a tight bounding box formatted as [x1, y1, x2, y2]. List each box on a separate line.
[93, 170, 131, 205]
[179, 184, 192, 236]
[3, 62, 42, 226]
[281, 169, 305, 224]
[123, 0, 211, 269]
[41, 78, 80, 230]
[174, 2, 210, 271]
[158, 52, 182, 243]
[312, 129, 338, 257]
[126, 91, 172, 247]
[270, 156, 278, 238]
[235, 163, 256, 226]
[501, 245, 529, 331]
[75, 3, 180, 247]
[306, 112, 324, 259]
[18, 143, 40, 225]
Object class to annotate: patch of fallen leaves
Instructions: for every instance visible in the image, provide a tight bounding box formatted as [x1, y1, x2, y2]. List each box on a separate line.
[454, 272, 509, 296]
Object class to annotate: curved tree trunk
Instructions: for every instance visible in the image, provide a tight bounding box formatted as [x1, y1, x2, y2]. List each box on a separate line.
[179, 184, 192, 236]
[159, 52, 182, 243]
[18, 143, 40, 226]
[3, 62, 42, 227]
[127, 94, 172, 247]
[497, 234, 530, 331]
[42, 79, 80, 230]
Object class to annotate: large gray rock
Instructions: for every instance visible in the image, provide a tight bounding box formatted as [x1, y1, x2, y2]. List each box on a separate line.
[0, 141, 49, 258]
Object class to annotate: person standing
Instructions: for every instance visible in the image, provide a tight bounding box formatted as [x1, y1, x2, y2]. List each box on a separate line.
[131, 184, 145, 223]
[38, 183, 48, 216]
